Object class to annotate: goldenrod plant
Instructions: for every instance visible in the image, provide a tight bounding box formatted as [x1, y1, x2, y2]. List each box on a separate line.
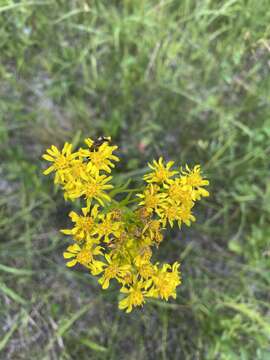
[43, 138, 209, 312]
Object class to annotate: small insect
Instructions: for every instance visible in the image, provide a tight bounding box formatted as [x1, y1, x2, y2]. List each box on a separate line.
[89, 136, 111, 151]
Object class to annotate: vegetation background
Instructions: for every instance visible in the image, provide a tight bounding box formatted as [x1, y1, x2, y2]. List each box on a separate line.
[0, 0, 269, 359]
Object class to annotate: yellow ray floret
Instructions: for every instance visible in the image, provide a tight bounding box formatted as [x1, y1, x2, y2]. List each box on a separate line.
[136, 184, 167, 213]
[67, 173, 113, 207]
[61, 205, 100, 242]
[93, 211, 123, 243]
[98, 254, 131, 289]
[42, 142, 78, 184]
[143, 157, 178, 184]
[151, 262, 181, 300]
[80, 138, 119, 174]
[180, 165, 209, 200]
[63, 243, 103, 268]
[119, 277, 152, 313]
[157, 198, 195, 228]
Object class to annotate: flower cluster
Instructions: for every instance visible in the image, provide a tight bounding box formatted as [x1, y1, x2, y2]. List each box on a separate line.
[43, 138, 209, 313]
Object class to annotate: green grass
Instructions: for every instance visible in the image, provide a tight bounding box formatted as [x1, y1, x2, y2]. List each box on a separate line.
[0, 0, 270, 359]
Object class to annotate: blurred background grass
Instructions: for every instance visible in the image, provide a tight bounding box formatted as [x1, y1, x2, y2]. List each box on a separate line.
[0, 0, 270, 359]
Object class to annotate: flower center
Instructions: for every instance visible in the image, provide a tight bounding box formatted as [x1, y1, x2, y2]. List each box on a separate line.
[100, 220, 112, 235]
[166, 205, 178, 219]
[130, 289, 144, 306]
[149, 220, 160, 232]
[105, 264, 118, 279]
[156, 169, 167, 182]
[80, 217, 94, 231]
[55, 155, 69, 170]
[77, 249, 92, 265]
[89, 152, 105, 167]
[145, 194, 159, 208]
[85, 183, 99, 198]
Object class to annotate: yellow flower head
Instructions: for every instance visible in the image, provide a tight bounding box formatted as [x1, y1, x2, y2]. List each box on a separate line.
[98, 254, 131, 289]
[143, 219, 164, 245]
[65, 158, 88, 184]
[137, 262, 155, 279]
[63, 243, 103, 268]
[134, 246, 152, 267]
[143, 219, 162, 236]
[180, 165, 209, 200]
[42, 143, 78, 184]
[93, 211, 123, 243]
[68, 173, 113, 207]
[164, 178, 193, 204]
[61, 205, 100, 242]
[80, 137, 119, 174]
[157, 198, 195, 228]
[136, 184, 167, 213]
[152, 262, 181, 300]
[143, 157, 178, 184]
[89, 259, 106, 276]
[119, 277, 152, 313]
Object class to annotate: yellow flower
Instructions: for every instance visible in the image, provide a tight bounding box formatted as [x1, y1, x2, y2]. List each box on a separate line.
[80, 138, 119, 174]
[65, 158, 88, 183]
[98, 254, 131, 289]
[157, 199, 195, 227]
[143, 219, 162, 238]
[134, 246, 152, 267]
[93, 211, 123, 243]
[107, 232, 132, 260]
[137, 262, 155, 279]
[61, 205, 100, 243]
[119, 277, 152, 313]
[42, 142, 78, 184]
[180, 165, 209, 200]
[143, 219, 164, 245]
[136, 184, 167, 213]
[63, 243, 103, 267]
[89, 260, 106, 275]
[164, 178, 193, 204]
[68, 173, 113, 207]
[143, 157, 178, 184]
[60, 159, 89, 201]
[152, 262, 181, 300]
[178, 202, 196, 227]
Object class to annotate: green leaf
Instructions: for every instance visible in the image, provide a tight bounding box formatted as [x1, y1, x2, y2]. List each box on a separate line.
[79, 338, 108, 353]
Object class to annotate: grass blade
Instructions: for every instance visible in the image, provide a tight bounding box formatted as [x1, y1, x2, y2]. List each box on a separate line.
[0, 281, 27, 305]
